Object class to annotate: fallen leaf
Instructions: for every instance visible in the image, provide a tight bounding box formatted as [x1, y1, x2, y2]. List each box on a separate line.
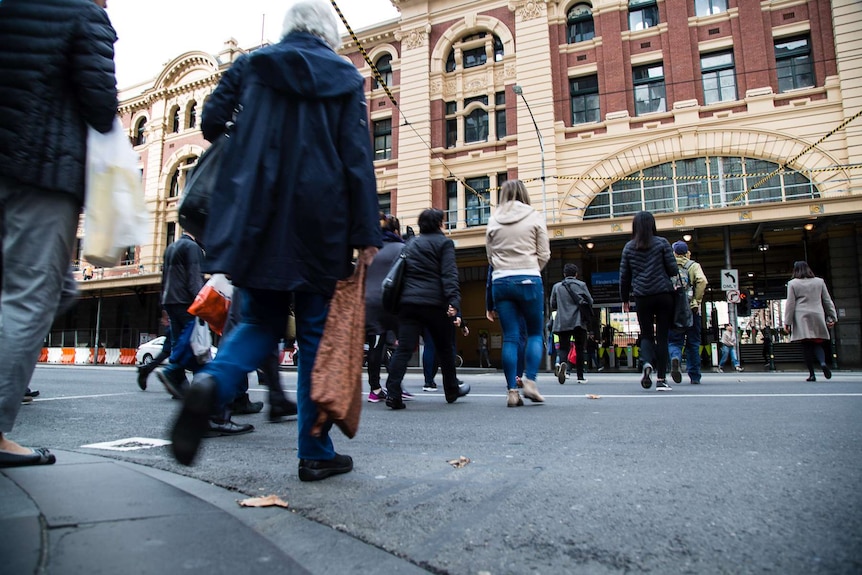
[238, 495, 289, 508]
[447, 456, 471, 468]
[587, 394, 601, 399]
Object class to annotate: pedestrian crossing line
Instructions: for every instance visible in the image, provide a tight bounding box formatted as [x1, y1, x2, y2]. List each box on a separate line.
[32, 392, 138, 401]
[420, 392, 862, 399]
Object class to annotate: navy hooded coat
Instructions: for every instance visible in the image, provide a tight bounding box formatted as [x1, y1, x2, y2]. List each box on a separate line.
[202, 32, 381, 295]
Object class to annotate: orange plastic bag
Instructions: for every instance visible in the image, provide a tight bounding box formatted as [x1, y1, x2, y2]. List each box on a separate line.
[188, 274, 233, 335]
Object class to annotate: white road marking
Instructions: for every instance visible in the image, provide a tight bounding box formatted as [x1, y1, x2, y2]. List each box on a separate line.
[34, 393, 137, 401]
[81, 437, 171, 451]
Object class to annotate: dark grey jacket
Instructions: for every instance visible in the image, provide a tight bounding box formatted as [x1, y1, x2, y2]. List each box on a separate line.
[619, 236, 677, 301]
[365, 232, 403, 334]
[550, 277, 593, 332]
[161, 234, 205, 307]
[400, 231, 460, 314]
[0, 0, 118, 203]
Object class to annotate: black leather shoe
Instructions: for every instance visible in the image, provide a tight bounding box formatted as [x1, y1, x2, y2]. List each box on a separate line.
[204, 418, 255, 437]
[445, 382, 470, 404]
[298, 453, 353, 482]
[822, 365, 832, 379]
[229, 393, 264, 415]
[385, 384, 405, 410]
[25, 388, 39, 398]
[170, 374, 218, 466]
[156, 368, 189, 399]
[136, 369, 148, 391]
[269, 398, 298, 422]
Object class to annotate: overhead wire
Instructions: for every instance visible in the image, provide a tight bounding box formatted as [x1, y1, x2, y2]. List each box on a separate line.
[330, 1, 860, 215]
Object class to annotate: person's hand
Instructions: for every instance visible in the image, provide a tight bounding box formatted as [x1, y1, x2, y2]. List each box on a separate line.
[447, 304, 458, 318]
[827, 320, 836, 328]
[357, 246, 379, 267]
[461, 326, 470, 337]
[486, 310, 497, 322]
[622, 301, 630, 313]
[453, 316, 462, 327]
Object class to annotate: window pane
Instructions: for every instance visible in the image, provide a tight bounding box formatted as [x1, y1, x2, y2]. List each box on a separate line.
[463, 46, 487, 69]
[676, 158, 709, 211]
[695, 0, 727, 17]
[464, 109, 489, 143]
[465, 177, 490, 227]
[710, 156, 744, 206]
[584, 188, 610, 219]
[611, 176, 642, 217]
[744, 158, 781, 204]
[496, 107, 507, 139]
[446, 181, 458, 229]
[629, 5, 659, 30]
[446, 119, 457, 148]
[783, 170, 815, 200]
[373, 119, 392, 161]
[643, 164, 673, 213]
[775, 37, 813, 93]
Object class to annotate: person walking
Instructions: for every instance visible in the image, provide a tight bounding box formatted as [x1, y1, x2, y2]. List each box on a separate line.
[0, 0, 117, 467]
[384, 209, 469, 409]
[137, 310, 172, 390]
[155, 231, 211, 400]
[478, 332, 492, 368]
[365, 214, 404, 403]
[550, 264, 593, 384]
[485, 179, 550, 407]
[717, 324, 744, 373]
[170, 0, 381, 482]
[667, 240, 708, 384]
[586, 332, 600, 372]
[784, 261, 837, 381]
[619, 211, 678, 391]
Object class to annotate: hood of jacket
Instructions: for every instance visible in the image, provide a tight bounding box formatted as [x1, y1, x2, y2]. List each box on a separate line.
[492, 200, 535, 225]
[249, 32, 363, 99]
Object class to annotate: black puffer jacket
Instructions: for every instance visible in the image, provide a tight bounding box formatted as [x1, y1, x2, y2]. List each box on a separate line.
[619, 235, 677, 301]
[400, 230, 460, 313]
[0, 0, 118, 203]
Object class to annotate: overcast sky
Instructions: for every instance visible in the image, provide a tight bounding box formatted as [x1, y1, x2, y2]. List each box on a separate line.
[108, 0, 401, 88]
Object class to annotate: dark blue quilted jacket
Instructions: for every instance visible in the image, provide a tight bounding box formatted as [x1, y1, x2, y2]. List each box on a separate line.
[0, 0, 117, 203]
[619, 236, 677, 301]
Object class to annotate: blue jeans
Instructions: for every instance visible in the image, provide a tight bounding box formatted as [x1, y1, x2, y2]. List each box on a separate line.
[719, 344, 739, 369]
[492, 275, 544, 390]
[200, 289, 334, 461]
[668, 311, 702, 383]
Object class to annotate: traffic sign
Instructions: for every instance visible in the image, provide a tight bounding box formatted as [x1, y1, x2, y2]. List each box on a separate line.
[726, 289, 741, 303]
[720, 269, 739, 291]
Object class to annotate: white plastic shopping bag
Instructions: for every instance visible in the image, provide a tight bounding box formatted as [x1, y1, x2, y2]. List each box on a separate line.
[82, 118, 149, 267]
[190, 318, 213, 365]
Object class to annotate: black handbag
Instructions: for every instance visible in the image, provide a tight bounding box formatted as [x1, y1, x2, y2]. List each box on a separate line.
[672, 269, 693, 329]
[178, 132, 230, 239]
[380, 247, 407, 313]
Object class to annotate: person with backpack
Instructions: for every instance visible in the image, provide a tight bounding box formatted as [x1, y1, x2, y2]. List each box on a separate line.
[667, 241, 708, 384]
[550, 264, 593, 384]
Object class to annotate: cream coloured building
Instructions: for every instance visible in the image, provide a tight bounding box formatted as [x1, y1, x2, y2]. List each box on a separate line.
[59, 0, 862, 367]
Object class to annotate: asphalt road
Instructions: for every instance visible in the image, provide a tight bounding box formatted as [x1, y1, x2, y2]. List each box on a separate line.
[13, 365, 862, 574]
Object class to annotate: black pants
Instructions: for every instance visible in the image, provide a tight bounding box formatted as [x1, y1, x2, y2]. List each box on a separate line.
[366, 332, 389, 391]
[801, 339, 827, 377]
[556, 327, 587, 379]
[386, 305, 457, 396]
[634, 292, 674, 379]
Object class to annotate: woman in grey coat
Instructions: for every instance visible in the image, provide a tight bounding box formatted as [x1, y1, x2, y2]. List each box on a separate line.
[784, 261, 837, 381]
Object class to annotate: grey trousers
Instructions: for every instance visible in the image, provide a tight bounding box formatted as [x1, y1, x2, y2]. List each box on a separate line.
[0, 177, 78, 433]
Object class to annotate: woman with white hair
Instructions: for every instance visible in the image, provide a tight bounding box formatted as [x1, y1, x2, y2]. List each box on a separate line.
[171, 0, 381, 482]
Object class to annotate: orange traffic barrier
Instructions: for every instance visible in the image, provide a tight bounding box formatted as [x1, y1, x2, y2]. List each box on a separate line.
[119, 349, 137, 365]
[38, 348, 48, 363]
[61, 348, 76, 364]
[87, 348, 107, 364]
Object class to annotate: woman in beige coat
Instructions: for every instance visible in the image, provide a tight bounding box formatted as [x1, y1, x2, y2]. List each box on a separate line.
[784, 261, 837, 381]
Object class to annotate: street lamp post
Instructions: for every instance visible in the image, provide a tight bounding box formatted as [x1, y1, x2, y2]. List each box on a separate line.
[512, 85, 548, 222]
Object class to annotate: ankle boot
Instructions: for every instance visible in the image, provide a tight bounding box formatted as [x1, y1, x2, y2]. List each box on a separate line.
[520, 377, 544, 403]
[507, 388, 523, 407]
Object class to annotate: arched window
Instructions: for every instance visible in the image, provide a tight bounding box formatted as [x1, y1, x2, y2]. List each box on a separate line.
[168, 169, 180, 198]
[188, 101, 197, 129]
[171, 106, 180, 133]
[583, 156, 818, 219]
[567, 4, 595, 43]
[445, 32, 504, 73]
[133, 117, 147, 146]
[372, 54, 393, 89]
